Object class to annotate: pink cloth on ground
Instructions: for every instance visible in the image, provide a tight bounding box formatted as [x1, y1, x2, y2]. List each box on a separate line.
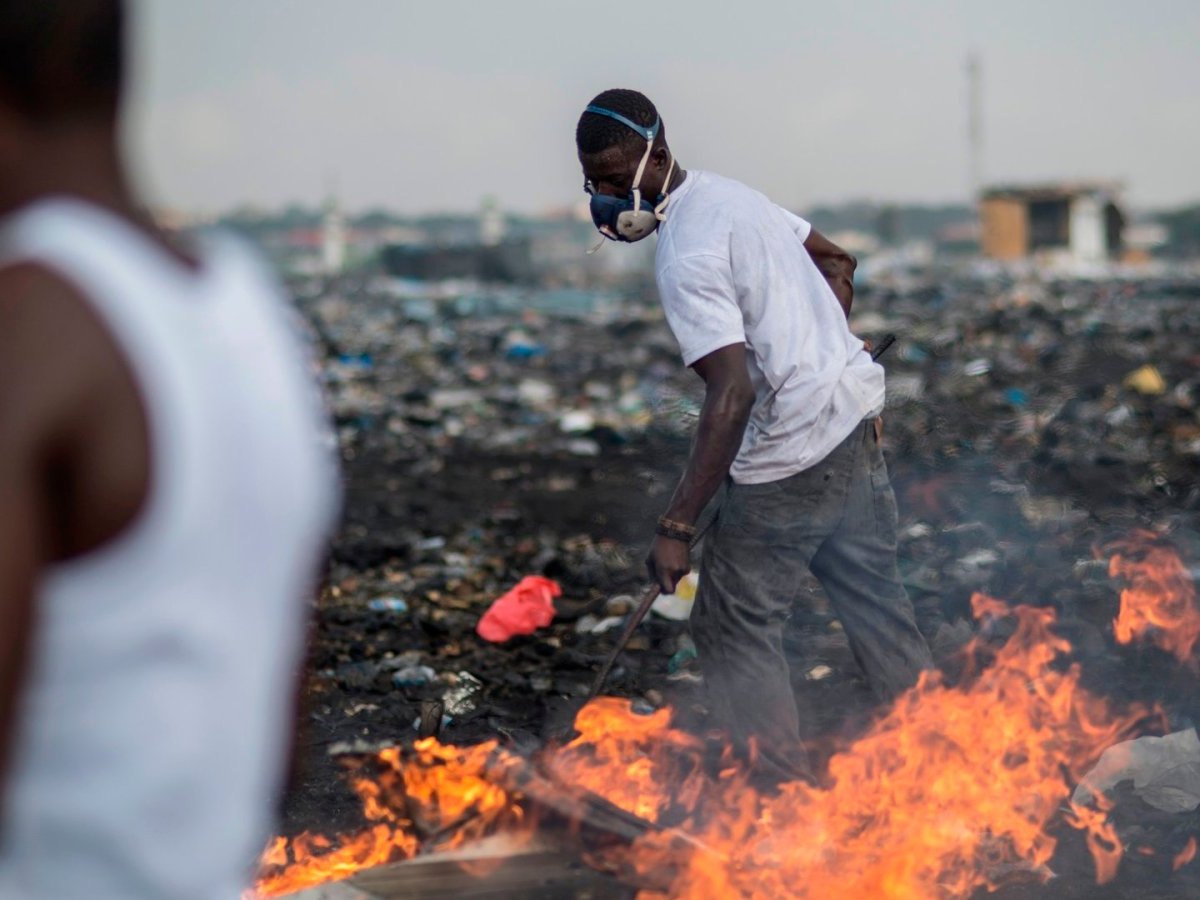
[476, 575, 562, 642]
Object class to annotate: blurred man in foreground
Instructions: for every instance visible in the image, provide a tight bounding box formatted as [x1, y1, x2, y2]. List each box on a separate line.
[0, 2, 338, 897]
[575, 89, 932, 786]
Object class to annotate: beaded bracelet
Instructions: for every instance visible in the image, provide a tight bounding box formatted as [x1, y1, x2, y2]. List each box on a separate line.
[656, 516, 697, 542]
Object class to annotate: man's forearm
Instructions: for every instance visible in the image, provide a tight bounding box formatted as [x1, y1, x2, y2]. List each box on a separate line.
[663, 385, 753, 525]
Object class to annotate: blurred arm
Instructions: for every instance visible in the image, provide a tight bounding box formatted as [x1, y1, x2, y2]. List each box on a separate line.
[804, 228, 857, 318]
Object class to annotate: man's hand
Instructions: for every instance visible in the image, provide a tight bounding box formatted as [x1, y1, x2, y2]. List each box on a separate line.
[646, 534, 691, 594]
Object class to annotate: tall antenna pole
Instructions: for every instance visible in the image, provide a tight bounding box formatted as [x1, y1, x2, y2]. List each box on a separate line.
[967, 52, 982, 205]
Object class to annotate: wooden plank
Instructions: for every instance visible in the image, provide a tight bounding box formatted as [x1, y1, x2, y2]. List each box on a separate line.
[349, 840, 631, 899]
[480, 748, 654, 845]
[280, 882, 379, 900]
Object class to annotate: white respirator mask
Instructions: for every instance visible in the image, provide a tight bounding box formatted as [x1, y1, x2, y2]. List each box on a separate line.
[583, 105, 676, 245]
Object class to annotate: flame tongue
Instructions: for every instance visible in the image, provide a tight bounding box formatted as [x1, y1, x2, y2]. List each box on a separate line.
[1110, 533, 1200, 664]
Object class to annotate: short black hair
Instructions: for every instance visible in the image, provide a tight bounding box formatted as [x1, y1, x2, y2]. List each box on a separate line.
[0, 0, 125, 121]
[575, 88, 660, 155]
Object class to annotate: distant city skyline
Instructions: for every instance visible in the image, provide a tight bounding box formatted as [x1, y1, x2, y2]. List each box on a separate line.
[128, 0, 1199, 216]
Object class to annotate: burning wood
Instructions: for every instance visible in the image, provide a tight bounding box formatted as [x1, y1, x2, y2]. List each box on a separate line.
[250, 732, 660, 898]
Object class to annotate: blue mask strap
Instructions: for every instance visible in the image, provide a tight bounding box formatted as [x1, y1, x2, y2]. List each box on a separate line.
[584, 105, 661, 142]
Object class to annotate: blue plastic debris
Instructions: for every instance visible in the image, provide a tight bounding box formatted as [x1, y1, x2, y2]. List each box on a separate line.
[392, 665, 436, 687]
[1004, 387, 1029, 407]
[368, 596, 408, 613]
[412, 714, 452, 731]
[668, 644, 698, 674]
[337, 352, 374, 369]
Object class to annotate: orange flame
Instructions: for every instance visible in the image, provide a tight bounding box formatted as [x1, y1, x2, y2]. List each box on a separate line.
[547, 699, 714, 825]
[250, 575, 1177, 896]
[247, 739, 528, 897]
[1174, 837, 1197, 872]
[248, 768, 420, 897]
[1109, 534, 1200, 663]
[545, 596, 1154, 899]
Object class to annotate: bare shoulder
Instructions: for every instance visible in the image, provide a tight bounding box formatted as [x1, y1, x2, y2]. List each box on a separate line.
[0, 263, 113, 437]
[0, 262, 150, 557]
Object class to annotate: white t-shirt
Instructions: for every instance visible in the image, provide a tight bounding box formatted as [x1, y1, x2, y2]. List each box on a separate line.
[655, 170, 885, 484]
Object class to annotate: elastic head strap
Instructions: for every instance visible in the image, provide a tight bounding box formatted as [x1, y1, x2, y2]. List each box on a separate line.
[654, 154, 677, 221]
[629, 137, 655, 209]
[584, 105, 661, 142]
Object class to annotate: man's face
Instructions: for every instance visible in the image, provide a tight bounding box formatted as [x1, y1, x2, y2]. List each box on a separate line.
[579, 140, 671, 201]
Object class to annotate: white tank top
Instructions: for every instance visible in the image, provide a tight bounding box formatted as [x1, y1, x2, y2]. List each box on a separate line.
[0, 198, 339, 899]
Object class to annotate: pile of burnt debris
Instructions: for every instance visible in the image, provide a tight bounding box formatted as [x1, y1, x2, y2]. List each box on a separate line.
[279, 272, 1200, 897]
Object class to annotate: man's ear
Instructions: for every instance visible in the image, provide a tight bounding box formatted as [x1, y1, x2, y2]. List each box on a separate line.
[651, 146, 671, 170]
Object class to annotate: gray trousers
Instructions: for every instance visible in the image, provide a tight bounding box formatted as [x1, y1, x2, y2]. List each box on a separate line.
[692, 421, 933, 784]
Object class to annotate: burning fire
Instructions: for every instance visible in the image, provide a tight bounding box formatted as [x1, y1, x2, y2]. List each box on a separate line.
[547, 596, 1154, 898]
[1109, 533, 1200, 664]
[249, 740, 527, 897]
[250, 545, 1200, 897]
[249, 765, 420, 897]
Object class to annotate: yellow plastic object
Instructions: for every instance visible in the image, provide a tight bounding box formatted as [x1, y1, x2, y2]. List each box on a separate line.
[1123, 364, 1167, 396]
[673, 572, 698, 600]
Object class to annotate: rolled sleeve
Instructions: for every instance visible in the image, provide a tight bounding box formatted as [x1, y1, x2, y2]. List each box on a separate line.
[657, 253, 745, 367]
[777, 205, 812, 243]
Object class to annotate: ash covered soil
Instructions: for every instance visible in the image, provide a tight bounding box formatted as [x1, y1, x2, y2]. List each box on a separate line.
[278, 275, 1200, 897]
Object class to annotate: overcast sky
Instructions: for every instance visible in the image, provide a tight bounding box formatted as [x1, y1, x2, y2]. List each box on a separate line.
[127, 0, 1199, 216]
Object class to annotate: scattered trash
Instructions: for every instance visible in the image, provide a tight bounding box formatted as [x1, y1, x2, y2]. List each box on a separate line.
[516, 378, 556, 406]
[559, 410, 596, 434]
[367, 596, 408, 613]
[476, 576, 562, 642]
[1123, 364, 1167, 396]
[411, 713, 453, 734]
[651, 572, 698, 621]
[1004, 387, 1029, 407]
[334, 661, 382, 690]
[605, 594, 636, 615]
[667, 635, 698, 674]
[441, 672, 483, 717]
[948, 549, 1001, 584]
[805, 664, 834, 681]
[391, 665, 436, 688]
[575, 614, 626, 635]
[565, 438, 601, 457]
[1074, 729, 1200, 814]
